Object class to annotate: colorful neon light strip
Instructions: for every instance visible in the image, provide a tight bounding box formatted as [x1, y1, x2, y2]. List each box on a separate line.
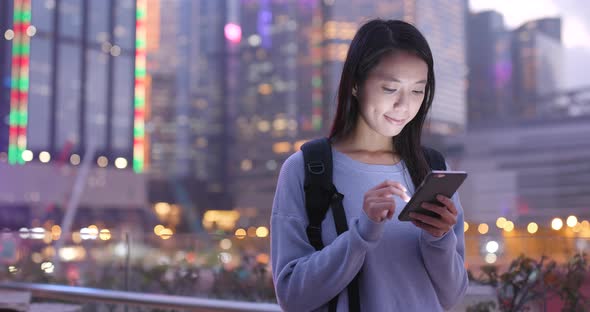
[8, 0, 31, 164]
[133, 0, 147, 173]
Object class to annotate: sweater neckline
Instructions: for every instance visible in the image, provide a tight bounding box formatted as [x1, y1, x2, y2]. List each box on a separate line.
[332, 148, 405, 173]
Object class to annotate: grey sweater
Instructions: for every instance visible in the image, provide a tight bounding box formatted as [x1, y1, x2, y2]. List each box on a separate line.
[270, 149, 468, 311]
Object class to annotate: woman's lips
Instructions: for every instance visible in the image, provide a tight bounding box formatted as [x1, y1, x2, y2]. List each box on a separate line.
[385, 115, 406, 125]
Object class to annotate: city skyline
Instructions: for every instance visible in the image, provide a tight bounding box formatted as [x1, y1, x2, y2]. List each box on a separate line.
[466, 11, 567, 125]
[0, 0, 587, 232]
[469, 0, 590, 90]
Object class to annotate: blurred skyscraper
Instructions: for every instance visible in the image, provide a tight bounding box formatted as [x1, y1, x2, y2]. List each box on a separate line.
[467, 13, 564, 126]
[0, 0, 152, 230]
[142, 0, 330, 225]
[418, 0, 469, 136]
[225, 0, 326, 220]
[511, 18, 563, 118]
[0, 1, 13, 159]
[145, 0, 231, 229]
[0, 0, 140, 168]
[467, 11, 513, 126]
[446, 116, 590, 224]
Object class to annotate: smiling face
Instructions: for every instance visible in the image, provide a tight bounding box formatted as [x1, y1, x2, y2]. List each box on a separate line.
[355, 50, 428, 139]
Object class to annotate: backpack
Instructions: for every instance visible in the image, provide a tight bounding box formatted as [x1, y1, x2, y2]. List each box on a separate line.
[301, 137, 447, 312]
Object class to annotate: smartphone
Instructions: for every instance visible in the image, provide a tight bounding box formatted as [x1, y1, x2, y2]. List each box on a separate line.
[398, 170, 467, 222]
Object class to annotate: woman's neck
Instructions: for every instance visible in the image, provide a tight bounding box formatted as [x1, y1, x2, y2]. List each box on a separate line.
[333, 118, 393, 151]
[332, 126, 399, 165]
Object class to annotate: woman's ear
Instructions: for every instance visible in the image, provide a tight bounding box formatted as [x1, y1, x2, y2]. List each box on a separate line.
[352, 85, 358, 97]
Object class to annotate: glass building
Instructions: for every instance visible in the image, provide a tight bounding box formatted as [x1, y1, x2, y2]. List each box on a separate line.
[1, 0, 139, 169]
[467, 10, 513, 127]
[224, 0, 326, 219]
[0, 0, 151, 231]
[145, 0, 231, 231]
[511, 18, 563, 118]
[416, 0, 468, 136]
[0, 1, 14, 159]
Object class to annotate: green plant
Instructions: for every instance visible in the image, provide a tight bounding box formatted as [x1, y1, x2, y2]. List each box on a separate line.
[468, 253, 590, 312]
[466, 301, 496, 312]
[557, 253, 589, 312]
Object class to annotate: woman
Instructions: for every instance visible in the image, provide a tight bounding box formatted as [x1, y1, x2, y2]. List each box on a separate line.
[270, 19, 468, 311]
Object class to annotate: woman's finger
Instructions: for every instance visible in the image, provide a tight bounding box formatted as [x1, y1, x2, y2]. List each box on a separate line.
[410, 211, 448, 230]
[411, 220, 445, 237]
[436, 195, 458, 216]
[366, 197, 396, 204]
[370, 180, 407, 193]
[385, 204, 395, 219]
[421, 202, 447, 216]
[371, 186, 410, 202]
[369, 201, 396, 211]
[421, 202, 456, 226]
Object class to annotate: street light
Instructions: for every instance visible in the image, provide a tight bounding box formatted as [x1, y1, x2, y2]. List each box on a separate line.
[527, 222, 538, 234]
[478, 223, 489, 234]
[551, 218, 564, 231]
[566, 216, 578, 228]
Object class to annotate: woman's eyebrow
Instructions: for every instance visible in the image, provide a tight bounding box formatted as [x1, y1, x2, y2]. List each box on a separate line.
[375, 73, 427, 84]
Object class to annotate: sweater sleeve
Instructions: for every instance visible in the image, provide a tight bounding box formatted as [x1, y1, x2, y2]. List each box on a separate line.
[270, 152, 384, 312]
[418, 166, 469, 310]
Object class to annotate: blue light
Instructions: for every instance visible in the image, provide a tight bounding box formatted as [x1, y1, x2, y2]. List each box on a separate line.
[3, 76, 11, 88]
[257, 0, 272, 49]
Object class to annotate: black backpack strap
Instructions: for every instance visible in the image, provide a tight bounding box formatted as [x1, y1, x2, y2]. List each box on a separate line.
[301, 138, 361, 312]
[422, 147, 447, 170]
[301, 138, 336, 251]
[331, 193, 361, 312]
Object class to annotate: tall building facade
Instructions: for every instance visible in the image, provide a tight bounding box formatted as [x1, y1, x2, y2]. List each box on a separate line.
[144, 0, 328, 225]
[143, 0, 330, 225]
[415, 0, 468, 136]
[0, 0, 152, 230]
[445, 116, 590, 224]
[511, 18, 563, 118]
[0, 1, 14, 158]
[0, 0, 140, 169]
[467, 13, 564, 125]
[144, 0, 230, 232]
[226, 0, 326, 220]
[467, 11, 513, 126]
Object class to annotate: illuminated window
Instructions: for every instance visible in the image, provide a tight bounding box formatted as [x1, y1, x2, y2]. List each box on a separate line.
[272, 142, 291, 154]
[258, 83, 273, 95]
[241, 159, 253, 171]
[203, 210, 240, 231]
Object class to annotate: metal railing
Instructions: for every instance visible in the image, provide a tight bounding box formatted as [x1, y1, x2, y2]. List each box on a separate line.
[0, 281, 500, 312]
[0, 281, 282, 312]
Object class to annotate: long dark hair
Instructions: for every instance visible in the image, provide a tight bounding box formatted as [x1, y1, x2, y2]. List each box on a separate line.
[329, 19, 436, 188]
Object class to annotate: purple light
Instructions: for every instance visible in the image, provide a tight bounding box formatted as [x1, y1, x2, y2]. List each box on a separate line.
[494, 60, 512, 89]
[258, 0, 272, 49]
[224, 23, 242, 43]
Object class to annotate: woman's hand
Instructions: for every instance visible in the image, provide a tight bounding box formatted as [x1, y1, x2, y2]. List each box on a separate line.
[410, 194, 458, 237]
[363, 180, 411, 223]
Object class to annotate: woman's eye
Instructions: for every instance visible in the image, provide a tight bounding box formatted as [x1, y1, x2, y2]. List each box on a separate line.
[412, 90, 424, 95]
[383, 87, 397, 94]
